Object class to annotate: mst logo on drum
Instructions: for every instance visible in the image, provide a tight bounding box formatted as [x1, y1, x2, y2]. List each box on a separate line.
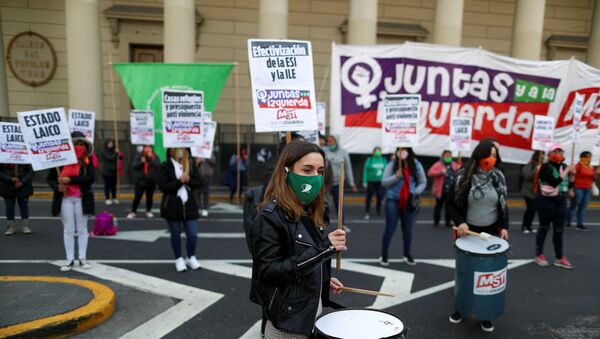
[473, 268, 507, 295]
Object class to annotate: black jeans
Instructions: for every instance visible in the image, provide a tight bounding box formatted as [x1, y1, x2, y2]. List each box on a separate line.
[536, 194, 566, 259]
[131, 182, 155, 213]
[103, 175, 117, 200]
[522, 197, 537, 230]
[194, 177, 210, 210]
[4, 196, 29, 220]
[433, 191, 451, 226]
[365, 182, 384, 215]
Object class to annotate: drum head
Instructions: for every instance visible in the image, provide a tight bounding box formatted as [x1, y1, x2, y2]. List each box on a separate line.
[315, 309, 405, 339]
[455, 234, 509, 255]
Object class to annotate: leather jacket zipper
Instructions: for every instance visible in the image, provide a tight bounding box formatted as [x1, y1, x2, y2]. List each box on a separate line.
[295, 239, 313, 247]
[297, 245, 335, 268]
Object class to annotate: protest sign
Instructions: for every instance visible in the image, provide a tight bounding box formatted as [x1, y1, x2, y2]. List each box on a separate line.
[248, 39, 318, 132]
[162, 89, 204, 148]
[130, 110, 155, 145]
[449, 117, 472, 152]
[381, 94, 420, 147]
[68, 109, 95, 143]
[0, 122, 30, 164]
[279, 130, 319, 145]
[532, 116, 555, 151]
[191, 121, 217, 159]
[17, 107, 76, 171]
[203, 111, 213, 122]
[572, 93, 584, 143]
[317, 101, 326, 135]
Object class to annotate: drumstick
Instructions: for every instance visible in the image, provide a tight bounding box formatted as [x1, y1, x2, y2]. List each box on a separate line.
[336, 159, 345, 270]
[452, 226, 492, 240]
[341, 286, 394, 297]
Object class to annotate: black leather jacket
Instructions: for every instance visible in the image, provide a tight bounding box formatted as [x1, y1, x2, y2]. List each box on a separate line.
[250, 199, 336, 335]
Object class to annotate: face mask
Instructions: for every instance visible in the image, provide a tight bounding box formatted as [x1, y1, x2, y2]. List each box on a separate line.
[286, 169, 323, 204]
[549, 154, 564, 163]
[399, 150, 408, 160]
[479, 157, 496, 171]
[75, 145, 87, 158]
[143, 146, 153, 155]
[374, 150, 382, 157]
[443, 156, 452, 164]
[329, 144, 337, 151]
[580, 157, 591, 166]
[136, 146, 144, 153]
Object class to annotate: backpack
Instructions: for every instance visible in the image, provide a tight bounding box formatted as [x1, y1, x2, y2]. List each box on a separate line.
[92, 211, 118, 236]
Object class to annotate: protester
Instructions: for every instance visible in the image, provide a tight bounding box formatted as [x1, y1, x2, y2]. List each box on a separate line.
[446, 139, 509, 332]
[325, 135, 356, 232]
[194, 152, 216, 218]
[427, 150, 461, 227]
[158, 148, 202, 272]
[567, 151, 599, 231]
[47, 131, 95, 272]
[520, 150, 544, 233]
[361, 146, 386, 220]
[101, 138, 122, 205]
[127, 145, 160, 219]
[1, 163, 34, 235]
[228, 148, 247, 203]
[250, 140, 346, 338]
[535, 144, 576, 269]
[380, 147, 426, 266]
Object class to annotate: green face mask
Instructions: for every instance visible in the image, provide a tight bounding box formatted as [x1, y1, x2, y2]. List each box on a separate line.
[286, 170, 323, 204]
[443, 156, 452, 164]
[374, 150, 382, 157]
[329, 144, 337, 151]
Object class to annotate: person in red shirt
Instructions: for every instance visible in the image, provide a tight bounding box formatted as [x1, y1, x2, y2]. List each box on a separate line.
[566, 151, 599, 231]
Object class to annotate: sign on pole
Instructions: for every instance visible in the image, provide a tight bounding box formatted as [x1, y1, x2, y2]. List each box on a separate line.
[532, 115, 555, 151]
[572, 93, 584, 143]
[248, 39, 318, 132]
[130, 110, 155, 145]
[191, 121, 217, 159]
[68, 109, 95, 143]
[279, 130, 319, 145]
[162, 89, 204, 148]
[449, 117, 473, 152]
[0, 122, 30, 164]
[317, 101, 326, 135]
[17, 107, 76, 171]
[381, 94, 421, 147]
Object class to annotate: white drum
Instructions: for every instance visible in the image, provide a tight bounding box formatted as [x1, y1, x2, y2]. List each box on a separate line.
[455, 234, 509, 255]
[315, 309, 406, 339]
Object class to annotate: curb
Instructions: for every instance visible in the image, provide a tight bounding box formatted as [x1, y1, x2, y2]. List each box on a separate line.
[0, 276, 115, 338]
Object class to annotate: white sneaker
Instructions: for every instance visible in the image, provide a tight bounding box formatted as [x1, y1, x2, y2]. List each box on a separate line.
[185, 256, 202, 270]
[201, 209, 208, 218]
[127, 212, 136, 219]
[61, 260, 75, 272]
[364, 214, 370, 220]
[378, 257, 390, 267]
[105, 199, 113, 205]
[145, 211, 154, 218]
[113, 199, 120, 205]
[175, 257, 187, 272]
[79, 259, 91, 269]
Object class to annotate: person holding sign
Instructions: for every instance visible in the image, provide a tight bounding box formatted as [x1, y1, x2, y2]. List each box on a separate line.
[566, 151, 599, 231]
[379, 147, 427, 266]
[250, 140, 346, 338]
[47, 131, 96, 272]
[1, 163, 34, 235]
[127, 146, 160, 219]
[101, 138, 122, 205]
[158, 148, 202, 272]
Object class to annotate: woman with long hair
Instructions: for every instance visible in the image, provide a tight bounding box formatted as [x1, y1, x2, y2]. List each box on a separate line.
[520, 150, 544, 233]
[47, 131, 96, 271]
[446, 139, 509, 332]
[251, 140, 346, 338]
[158, 148, 202, 272]
[380, 147, 427, 266]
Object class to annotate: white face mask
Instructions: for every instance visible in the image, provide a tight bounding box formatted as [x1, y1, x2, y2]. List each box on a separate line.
[400, 150, 409, 160]
[136, 146, 143, 153]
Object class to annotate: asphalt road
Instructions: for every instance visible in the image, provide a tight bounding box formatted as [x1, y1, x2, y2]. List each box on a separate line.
[1, 199, 599, 339]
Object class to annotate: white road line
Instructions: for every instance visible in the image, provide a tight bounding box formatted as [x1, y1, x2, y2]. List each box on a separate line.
[98, 231, 246, 243]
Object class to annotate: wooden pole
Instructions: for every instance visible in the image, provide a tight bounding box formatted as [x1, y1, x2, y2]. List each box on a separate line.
[108, 52, 120, 202]
[285, 131, 292, 144]
[235, 63, 241, 204]
[571, 143, 576, 165]
[336, 159, 345, 270]
[341, 286, 393, 297]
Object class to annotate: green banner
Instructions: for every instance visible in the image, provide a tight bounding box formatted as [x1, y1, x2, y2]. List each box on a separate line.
[114, 63, 233, 159]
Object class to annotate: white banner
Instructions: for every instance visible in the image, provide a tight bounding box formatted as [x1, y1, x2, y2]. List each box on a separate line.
[130, 110, 155, 145]
[68, 109, 95, 143]
[532, 116, 555, 151]
[594, 128, 600, 156]
[317, 101, 326, 135]
[17, 108, 76, 171]
[450, 117, 473, 153]
[162, 89, 204, 148]
[381, 94, 420, 148]
[248, 39, 318, 132]
[0, 122, 30, 164]
[191, 121, 217, 159]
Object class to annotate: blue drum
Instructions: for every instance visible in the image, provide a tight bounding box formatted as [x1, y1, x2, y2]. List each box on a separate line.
[454, 235, 509, 321]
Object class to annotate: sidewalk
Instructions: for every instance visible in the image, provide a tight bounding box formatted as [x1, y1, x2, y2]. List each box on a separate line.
[0, 276, 114, 338]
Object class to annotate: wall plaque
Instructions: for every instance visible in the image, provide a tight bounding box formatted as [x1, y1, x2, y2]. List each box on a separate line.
[6, 31, 57, 87]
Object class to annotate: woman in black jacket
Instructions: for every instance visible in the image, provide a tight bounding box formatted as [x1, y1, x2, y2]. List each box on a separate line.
[100, 138, 122, 205]
[127, 145, 160, 219]
[1, 163, 34, 235]
[158, 148, 202, 272]
[47, 131, 95, 272]
[251, 140, 346, 338]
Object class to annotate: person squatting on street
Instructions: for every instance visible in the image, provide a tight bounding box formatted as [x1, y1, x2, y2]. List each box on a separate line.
[427, 150, 461, 228]
[362, 146, 387, 220]
[447, 139, 509, 332]
[127, 145, 160, 219]
[47, 131, 95, 272]
[379, 147, 427, 266]
[1, 162, 34, 235]
[534, 143, 576, 269]
[101, 138, 123, 205]
[194, 152, 216, 218]
[158, 148, 202, 272]
[250, 140, 346, 339]
[324, 135, 356, 232]
[566, 151, 599, 231]
[520, 150, 544, 234]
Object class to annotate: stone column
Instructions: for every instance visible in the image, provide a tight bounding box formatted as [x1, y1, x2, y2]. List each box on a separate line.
[164, 0, 195, 62]
[65, 0, 104, 118]
[432, 0, 464, 46]
[511, 0, 546, 60]
[258, 0, 288, 39]
[347, 0, 378, 44]
[0, 22, 10, 118]
[587, 0, 600, 68]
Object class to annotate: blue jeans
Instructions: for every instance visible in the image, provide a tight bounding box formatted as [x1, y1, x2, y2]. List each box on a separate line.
[567, 188, 592, 226]
[381, 199, 414, 260]
[167, 219, 198, 259]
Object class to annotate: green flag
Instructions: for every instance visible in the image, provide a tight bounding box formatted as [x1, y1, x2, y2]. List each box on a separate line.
[114, 63, 233, 159]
